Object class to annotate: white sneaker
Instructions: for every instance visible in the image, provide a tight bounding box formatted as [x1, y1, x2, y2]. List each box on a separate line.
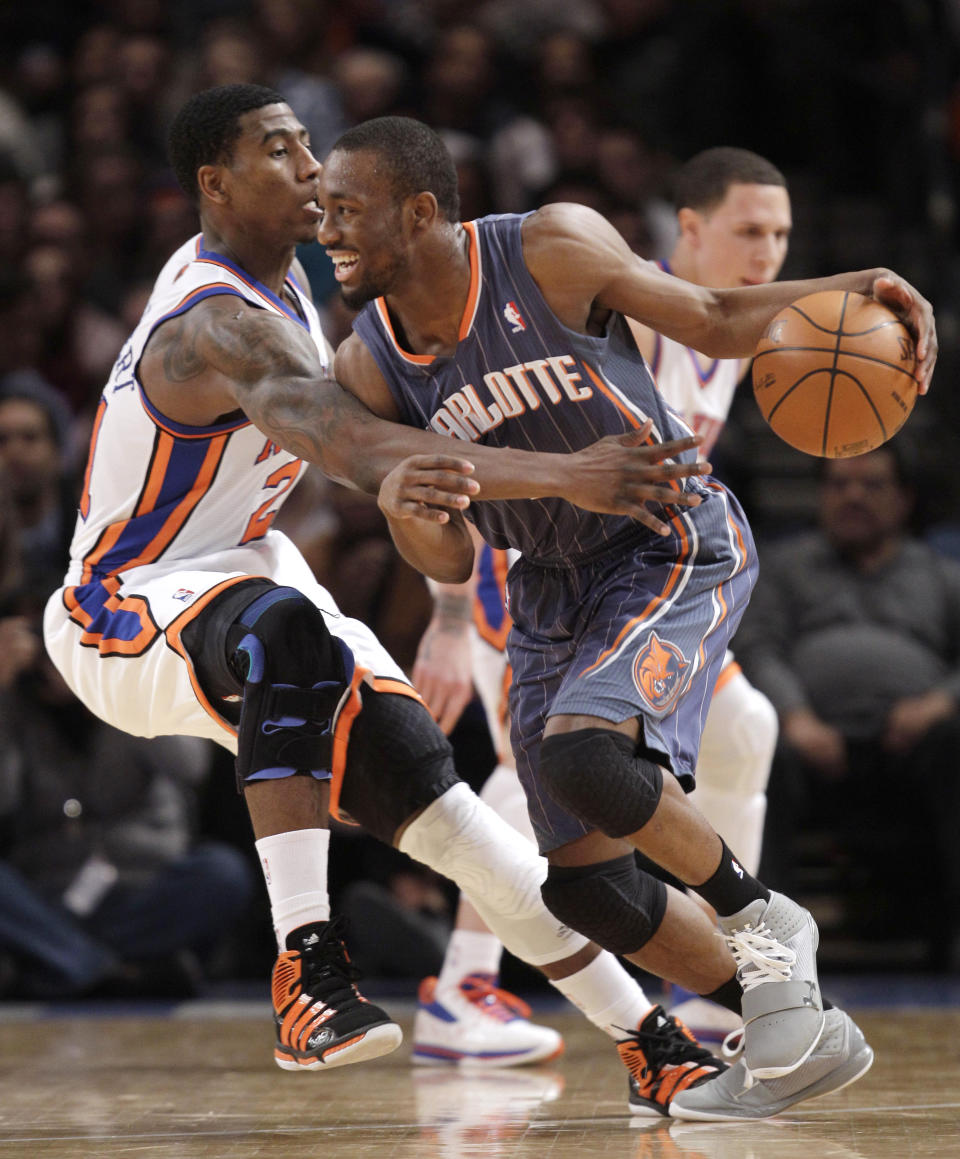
[670, 1007, 873, 1121]
[720, 891, 823, 1080]
[412, 973, 564, 1067]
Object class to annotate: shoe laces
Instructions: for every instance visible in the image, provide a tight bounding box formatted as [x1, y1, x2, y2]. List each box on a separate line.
[723, 921, 796, 992]
[460, 973, 532, 1022]
[720, 1026, 745, 1059]
[617, 1009, 722, 1085]
[295, 918, 365, 1009]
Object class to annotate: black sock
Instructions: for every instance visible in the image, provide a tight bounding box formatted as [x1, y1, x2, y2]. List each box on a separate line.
[701, 973, 833, 1013]
[703, 973, 742, 1014]
[691, 839, 770, 916]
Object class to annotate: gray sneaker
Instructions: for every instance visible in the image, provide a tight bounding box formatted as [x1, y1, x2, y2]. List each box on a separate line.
[720, 891, 823, 1079]
[670, 1007, 874, 1121]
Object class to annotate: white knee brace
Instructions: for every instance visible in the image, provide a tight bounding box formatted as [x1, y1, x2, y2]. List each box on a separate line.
[399, 783, 589, 966]
[691, 669, 778, 875]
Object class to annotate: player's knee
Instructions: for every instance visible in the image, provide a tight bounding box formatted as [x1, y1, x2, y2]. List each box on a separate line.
[539, 729, 663, 838]
[540, 855, 667, 956]
[232, 587, 353, 789]
[339, 689, 459, 844]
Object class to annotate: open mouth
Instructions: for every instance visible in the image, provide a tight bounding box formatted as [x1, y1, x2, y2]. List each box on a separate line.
[329, 252, 359, 282]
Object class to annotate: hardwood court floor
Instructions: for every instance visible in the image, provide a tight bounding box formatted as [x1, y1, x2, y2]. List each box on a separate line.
[0, 998, 958, 1158]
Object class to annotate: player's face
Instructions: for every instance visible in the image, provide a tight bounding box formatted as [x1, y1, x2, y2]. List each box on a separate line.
[819, 450, 912, 552]
[691, 183, 792, 288]
[316, 149, 409, 308]
[216, 104, 322, 245]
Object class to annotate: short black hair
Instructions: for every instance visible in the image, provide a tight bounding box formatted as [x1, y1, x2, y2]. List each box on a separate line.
[168, 83, 286, 203]
[672, 147, 787, 213]
[329, 116, 460, 222]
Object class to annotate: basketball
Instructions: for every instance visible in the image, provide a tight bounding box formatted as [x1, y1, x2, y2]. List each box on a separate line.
[752, 290, 918, 458]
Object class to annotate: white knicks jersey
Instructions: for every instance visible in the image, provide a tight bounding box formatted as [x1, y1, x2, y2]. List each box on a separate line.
[67, 235, 327, 587]
[646, 260, 745, 459]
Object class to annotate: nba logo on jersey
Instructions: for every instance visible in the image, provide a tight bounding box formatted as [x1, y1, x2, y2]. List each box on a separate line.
[632, 632, 689, 712]
[503, 301, 526, 333]
[172, 588, 195, 602]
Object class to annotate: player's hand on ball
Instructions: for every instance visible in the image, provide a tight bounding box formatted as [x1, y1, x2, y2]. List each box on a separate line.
[870, 272, 937, 395]
[378, 454, 479, 523]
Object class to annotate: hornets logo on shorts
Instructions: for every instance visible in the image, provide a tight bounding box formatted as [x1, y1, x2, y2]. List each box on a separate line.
[632, 632, 690, 712]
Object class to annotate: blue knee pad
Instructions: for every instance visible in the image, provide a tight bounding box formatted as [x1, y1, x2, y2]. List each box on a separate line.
[539, 729, 663, 838]
[541, 855, 667, 956]
[233, 587, 353, 789]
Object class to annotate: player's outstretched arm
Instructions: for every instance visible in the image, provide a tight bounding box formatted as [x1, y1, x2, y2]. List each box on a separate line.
[522, 203, 937, 393]
[144, 297, 711, 535]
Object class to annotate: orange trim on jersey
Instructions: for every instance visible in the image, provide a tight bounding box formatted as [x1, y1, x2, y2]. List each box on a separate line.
[581, 363, 682, 495]
[164, 575, 268, 738]
[373, 221, 481, 366]
[328, 672, 424, 825]
[138, 391, 251, 440]
[136, 429, 174, 514]
[194, 257, 304, 313]
[459, 221, 481, 337]
[167, 281, 244, 317]
[712, 659, 742, 696]
[578, 513, 692, 679]
[79, 398, 107, 520]
[80, 433, 229, 582]
[64, 577, 160, 657]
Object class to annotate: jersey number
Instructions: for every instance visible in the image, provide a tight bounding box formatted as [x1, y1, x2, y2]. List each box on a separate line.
[240, 461, 301, 544]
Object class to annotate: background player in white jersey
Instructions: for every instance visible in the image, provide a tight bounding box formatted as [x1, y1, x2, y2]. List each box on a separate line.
[626, 147, 790, 1041]
[43, 84, 733, 1110]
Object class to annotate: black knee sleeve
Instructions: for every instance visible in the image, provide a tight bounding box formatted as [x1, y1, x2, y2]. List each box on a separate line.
[232, 587, 352, 790]
[541, 855, 667, 956]
[539, 729, 663, 838]
[338, 689, 460, 844]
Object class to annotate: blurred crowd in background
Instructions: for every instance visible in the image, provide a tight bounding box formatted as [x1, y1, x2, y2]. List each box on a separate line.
[3, 0, 960, 997]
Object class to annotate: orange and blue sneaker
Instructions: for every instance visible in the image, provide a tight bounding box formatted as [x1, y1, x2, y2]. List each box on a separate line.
[617, 1005, 727, 1117]
[413, 973, 564, 1067]
[272, 919, 402, 1071]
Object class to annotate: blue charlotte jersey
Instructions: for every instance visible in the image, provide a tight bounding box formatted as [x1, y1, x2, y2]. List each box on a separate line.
[352, 213, 702, 564]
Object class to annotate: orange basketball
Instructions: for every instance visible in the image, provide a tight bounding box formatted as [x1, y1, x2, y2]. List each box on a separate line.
[752, 290, 918, 458]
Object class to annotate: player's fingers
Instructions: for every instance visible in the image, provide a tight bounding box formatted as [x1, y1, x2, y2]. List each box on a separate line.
[628, 506, 674, 537]
[627, 484, 703, 508]
[615, 419, 654, 446]
[642, 433, 704, 459]
[400, 500, 452, 524]
[634, 459, 712, 481]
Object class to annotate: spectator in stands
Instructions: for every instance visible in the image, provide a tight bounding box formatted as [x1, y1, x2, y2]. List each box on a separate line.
[735, 439, 960, 968]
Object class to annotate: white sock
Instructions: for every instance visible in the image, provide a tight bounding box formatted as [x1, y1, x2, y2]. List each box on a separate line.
[255, 828, 331, 949]
[437, 929, 503, 991]
[550, 950, 653, 1039]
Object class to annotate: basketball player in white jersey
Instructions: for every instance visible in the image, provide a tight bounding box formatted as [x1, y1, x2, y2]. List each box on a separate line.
[43, 84, 734, 1109]
[414, 147, 790, 1051]
[626, 147, 790, 1041]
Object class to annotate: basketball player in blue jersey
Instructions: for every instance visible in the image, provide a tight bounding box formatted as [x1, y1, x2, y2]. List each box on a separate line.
[42, 85, 740, 1113]
[317, 115, 936, 1119]
[410, 148, 792, 1058]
